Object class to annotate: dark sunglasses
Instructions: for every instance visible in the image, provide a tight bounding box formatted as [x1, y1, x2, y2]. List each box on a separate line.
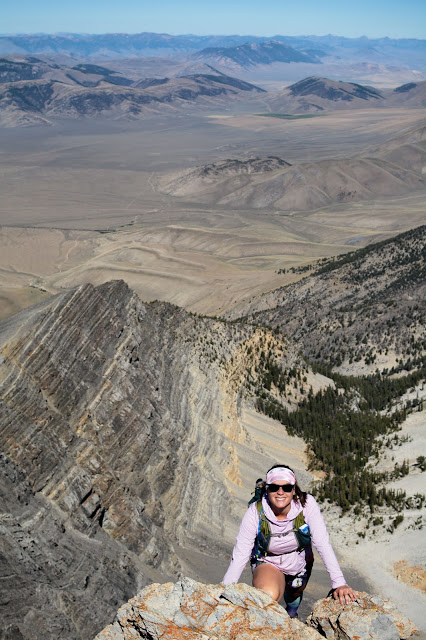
[267, 483, 294, 493]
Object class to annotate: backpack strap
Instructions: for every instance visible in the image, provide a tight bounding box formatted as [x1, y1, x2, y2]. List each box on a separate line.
[293, 511, 305, 530]
[256, 501, 271, 555]
[248, 480, 266, 506]
[250, 501, 271, 564]
[293, 510, 311, 552]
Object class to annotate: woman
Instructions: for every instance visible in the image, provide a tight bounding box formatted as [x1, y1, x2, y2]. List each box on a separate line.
[223, 464, 356, 618]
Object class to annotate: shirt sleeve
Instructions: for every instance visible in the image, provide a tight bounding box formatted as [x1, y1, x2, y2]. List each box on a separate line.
[304, 494, 346, 589]
[222, 503, 259, 585]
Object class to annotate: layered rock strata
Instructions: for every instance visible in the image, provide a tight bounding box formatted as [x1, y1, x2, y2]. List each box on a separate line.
[0, 280, 304, 639]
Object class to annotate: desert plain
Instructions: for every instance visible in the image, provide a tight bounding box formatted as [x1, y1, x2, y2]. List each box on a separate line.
[1, 105, 425, 320]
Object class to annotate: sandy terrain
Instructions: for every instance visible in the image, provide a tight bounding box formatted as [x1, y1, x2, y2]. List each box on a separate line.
[1, 185, 424, 320]
[0, 108, 425, 320]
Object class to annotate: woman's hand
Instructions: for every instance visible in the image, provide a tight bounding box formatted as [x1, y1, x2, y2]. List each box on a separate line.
[333, 585, 357, 605]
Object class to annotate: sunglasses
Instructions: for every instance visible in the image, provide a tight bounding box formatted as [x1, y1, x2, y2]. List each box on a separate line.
[267, 483, 294, 493]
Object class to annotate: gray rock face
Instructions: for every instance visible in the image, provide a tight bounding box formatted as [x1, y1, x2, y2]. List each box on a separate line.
[0, 280, 301, 639]
[0, 460, 144, 640]
[95, 579, 417, 640]
[307, 592, 417, 639]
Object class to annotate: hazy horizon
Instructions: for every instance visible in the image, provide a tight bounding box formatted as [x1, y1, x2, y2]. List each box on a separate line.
[1, 31, 425, 41]
[2, 0, 426, 40]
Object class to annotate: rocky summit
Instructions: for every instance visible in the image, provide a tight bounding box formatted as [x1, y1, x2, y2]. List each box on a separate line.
[307, 592, 417, 639]
[95, 578, 417, 640]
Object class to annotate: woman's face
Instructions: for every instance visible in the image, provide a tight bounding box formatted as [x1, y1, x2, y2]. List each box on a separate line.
[267, 484, 295, 516]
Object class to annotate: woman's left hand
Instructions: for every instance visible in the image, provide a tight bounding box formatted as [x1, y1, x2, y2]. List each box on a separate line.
[333, 585, 357, 605]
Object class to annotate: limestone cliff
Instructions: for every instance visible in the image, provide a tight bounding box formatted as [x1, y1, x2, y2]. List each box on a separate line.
[0, 280, 307, 639]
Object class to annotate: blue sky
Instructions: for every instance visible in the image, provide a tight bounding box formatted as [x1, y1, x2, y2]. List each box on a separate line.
[2, 0, 425, 39]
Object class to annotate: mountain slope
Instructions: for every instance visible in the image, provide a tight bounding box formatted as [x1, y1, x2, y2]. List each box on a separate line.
[0, 58, 423, 126]
[0, 72, 265, 126]
[266, 77, 426, 113]
[192, 40, 321, 69]
[288, 76, 383, 101]
[0, 57, 134, 86]
[227, 226, 426, 374]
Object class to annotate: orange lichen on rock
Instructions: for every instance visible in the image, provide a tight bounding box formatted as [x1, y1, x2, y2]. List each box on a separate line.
[95, 578, 322, 639]
[308, 591, 417, 640]
[95, 579, 417, 640]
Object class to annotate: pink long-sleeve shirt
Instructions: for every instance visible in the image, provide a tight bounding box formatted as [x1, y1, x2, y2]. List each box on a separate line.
[223, 494, 346, 589]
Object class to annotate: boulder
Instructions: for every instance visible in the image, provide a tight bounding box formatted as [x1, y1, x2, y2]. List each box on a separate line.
[94, 577, 322, 639]
[307, 591, 418, 639]
[95, 580, 418, 640]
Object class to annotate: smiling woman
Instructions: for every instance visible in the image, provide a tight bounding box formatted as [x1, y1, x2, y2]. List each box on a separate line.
[222, 463, 356, 618]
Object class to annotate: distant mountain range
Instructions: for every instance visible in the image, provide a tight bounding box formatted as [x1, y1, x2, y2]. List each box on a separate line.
[266, 76, 426, 112]
[0, 58, 265, 126]
[0, 58, 136, 86]
[0, 33, 424, 70]
[192, 40, 321, 68]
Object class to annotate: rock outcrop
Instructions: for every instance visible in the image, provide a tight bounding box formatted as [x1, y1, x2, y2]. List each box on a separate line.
[307, 592, 417, 639]
[95, 578, 417, 640]
[95, 578, 322, 640]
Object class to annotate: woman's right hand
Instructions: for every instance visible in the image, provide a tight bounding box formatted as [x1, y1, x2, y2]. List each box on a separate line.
[333, 584, 357, 605]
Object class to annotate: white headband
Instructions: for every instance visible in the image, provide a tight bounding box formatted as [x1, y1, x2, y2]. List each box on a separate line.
[266, 467, 296, 485]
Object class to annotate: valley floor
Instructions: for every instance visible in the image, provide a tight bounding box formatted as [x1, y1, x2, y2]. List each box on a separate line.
[0, 109, 425, 321]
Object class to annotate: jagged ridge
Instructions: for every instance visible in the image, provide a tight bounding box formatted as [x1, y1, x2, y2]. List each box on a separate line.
[0, 280, 306, 639]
